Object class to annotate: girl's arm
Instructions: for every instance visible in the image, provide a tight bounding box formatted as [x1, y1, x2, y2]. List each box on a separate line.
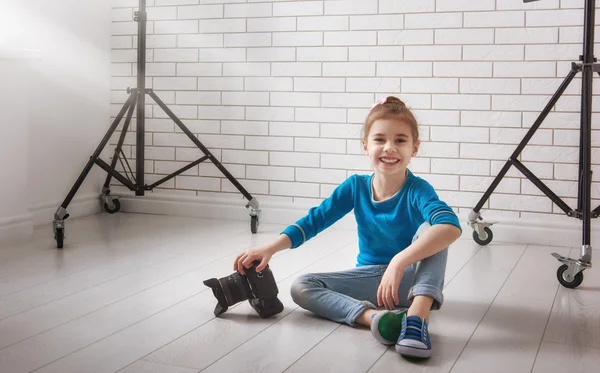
[391, 224, 461, 269]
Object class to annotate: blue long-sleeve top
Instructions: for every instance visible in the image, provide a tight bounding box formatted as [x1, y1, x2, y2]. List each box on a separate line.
[281, 171, 461, 266]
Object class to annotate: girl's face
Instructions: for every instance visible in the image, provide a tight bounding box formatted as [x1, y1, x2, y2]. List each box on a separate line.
[362, 118, 419, 178]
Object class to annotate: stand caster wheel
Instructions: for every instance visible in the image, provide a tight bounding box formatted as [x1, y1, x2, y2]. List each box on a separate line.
[55, 228, 64, 249]
[251, 215, 258, 234]
[104, 199, 121, 214]
[473, 227, 493, 246]
[557, 264, 584, 289]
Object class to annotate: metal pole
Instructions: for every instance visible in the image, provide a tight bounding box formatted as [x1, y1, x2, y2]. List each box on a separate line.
[579, 0, 595, 262]
[135, 0, 147, 195]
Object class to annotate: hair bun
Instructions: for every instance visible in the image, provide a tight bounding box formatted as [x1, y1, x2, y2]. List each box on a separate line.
[385, 96, 406, 107]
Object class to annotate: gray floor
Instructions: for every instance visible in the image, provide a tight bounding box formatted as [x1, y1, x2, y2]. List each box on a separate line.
[0, 213, 598, 373]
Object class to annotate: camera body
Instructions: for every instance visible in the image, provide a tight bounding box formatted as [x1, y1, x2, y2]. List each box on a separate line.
[203, 261, 284, 318]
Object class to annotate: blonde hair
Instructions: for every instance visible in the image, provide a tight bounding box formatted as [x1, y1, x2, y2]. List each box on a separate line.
[363, 96, 419, 143]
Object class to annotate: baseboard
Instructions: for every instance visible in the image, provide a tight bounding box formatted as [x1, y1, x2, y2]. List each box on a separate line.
[0, 213, 34, 246]
[0, 194, 103, 245]
[118, 193, 600, 248]
[29, 194, 102, 226]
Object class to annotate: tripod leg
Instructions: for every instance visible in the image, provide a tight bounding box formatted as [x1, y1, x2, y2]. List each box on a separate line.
[147, 92, 254, 201]
[102, 98, 137, 193]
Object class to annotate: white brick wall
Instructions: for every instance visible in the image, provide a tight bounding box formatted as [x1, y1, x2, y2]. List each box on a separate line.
[110, 0, 600, 220]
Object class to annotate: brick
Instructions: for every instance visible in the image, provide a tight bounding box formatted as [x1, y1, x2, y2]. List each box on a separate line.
[296, 168, 347, 183]
[463, 45, 524, 61]
[325, 0, 378, 15]
[325, 31, 377, 46]
[296, 108, 347, 123]
[197, 77, 243, 91]
[154, 49, 198, 62]
[247, 166, 294, 181]
[270, 181, 320, 198]
[432, 94, 490, 110]
[176, 91, 221, 105]
[298, 47, 348, 62]
[270, 92, 321, 107]
[225, 33, 271, 47]
[154, 105, 198, 119]
[223, 179, 269, 194]
[403, 78, 458, 94]
[177, 63, 222, 76]
[154, 20, 198, 34]
[380, 0, 434, 13]
[200, 19, 246, 33]
[496, 27, 558, 44]
[223, 149, 269, 165]
[350, 15, 404, 30]
[346, 78, 401, 92]
[436, 0, 495, 11]
[225, 3, 272, 18]
[246, 77, 293, 91]
[112, 36, 132, 49]
[419, 142, 459, 158]
[222, 121, 269, 136]
[496, 0, 559, 10]
[321, 123, 363, 139]
[430, 127, 489, 143]
[323, 62, 375, 77]
[178, 34, 223, 47]
[378, 62, 432, 77]
[431, 158, 490, 176]
[298, 16, 349, 31]
[526, 10, 583, 27]
[322, 93, 373, 108]
[460, 143, 516, 160]
[197, 105, 245, 120]
[489, 128, 553, 145]
[177, 5, 223, 20]
[222, 92, 269, 106]
[248, 47, 296, 62]
[464, 11, 525, 27]
[153, 77, 197, 90]
[270, 152, 320, 167]
[246, 107, 295, 121]
[461, 175, 520, 194]
[420, 174, 460, 191]
[460, 78, 521, 94]
[435, 29, 494, 45]
[274, 1, 323, 16]
[412, 110, 460, 126]
[273, 32, 323, 47]
[271, 62, 322, 77]
[247, 18, 296, 32]
[294, 78, 345, 92]
[491, 194, 552, 213]
[349, 47, 402, 62]
[270, 122, 320, 137]
[176, 176, 221, 191]
[378, 30, 434, 45]
[223, 62, 270, 76]
[521, 145, 579, 163]
[405, 13, 462, 29]
[295, 138, 346, 154]
[321, 154, 371, 170]
[461, 111, 522, 127]
[434, 62, 492, 78]
[246, 136, 294, 151]
[492, 95, 552, 111]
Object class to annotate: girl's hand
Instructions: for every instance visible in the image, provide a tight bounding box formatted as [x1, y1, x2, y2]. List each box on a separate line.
[377, 262, 405, 310]
[234, 245, 276, 275]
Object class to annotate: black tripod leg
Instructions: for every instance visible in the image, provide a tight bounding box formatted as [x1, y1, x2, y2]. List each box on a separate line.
[56, 93, 136, 213]
[472, 67, 580, 214]
[102, 98, 137, 193]
[148, 91, 254, 202]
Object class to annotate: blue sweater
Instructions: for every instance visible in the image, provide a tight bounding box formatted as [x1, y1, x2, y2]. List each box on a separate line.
[281, 171, 461, 266]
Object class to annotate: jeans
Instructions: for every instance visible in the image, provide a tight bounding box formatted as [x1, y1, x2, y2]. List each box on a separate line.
[290, 223, 447, 326]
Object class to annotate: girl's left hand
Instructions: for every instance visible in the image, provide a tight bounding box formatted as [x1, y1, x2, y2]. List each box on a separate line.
[377, 261, 405, 310]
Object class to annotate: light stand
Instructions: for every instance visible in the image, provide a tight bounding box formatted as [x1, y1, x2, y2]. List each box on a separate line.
[52, 0, 261, 249]
[468, 0, 594, 288]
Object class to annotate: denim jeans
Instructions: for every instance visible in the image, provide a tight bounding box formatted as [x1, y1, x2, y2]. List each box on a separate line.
[290, 223, 447, 326]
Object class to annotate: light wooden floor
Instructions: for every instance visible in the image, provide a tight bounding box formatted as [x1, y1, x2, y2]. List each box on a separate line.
[0, 213, 598, 373]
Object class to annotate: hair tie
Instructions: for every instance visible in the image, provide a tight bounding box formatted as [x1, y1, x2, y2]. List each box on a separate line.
[370, 98, 387, 111]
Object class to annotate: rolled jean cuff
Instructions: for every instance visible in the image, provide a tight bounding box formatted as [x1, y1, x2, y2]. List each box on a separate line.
[409, 284, 444, 310]
[347, 300, 376, 326]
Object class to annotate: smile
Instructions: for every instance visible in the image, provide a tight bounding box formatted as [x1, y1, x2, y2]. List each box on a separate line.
[379, 158, 399, 164]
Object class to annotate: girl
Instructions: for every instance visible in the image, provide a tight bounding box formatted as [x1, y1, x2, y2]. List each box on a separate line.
[234, 96, 461, 359]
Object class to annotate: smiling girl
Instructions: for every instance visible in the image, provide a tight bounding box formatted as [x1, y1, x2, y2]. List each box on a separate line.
[233, 96, 461, 359]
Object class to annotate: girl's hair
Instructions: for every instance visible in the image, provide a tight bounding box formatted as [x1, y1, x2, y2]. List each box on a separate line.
[363, 96, 419, 143]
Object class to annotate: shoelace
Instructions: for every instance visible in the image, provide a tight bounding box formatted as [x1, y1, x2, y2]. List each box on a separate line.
[404, 318, 425, 341]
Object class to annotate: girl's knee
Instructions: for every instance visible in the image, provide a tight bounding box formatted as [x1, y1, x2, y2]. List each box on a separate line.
[290, 273, 318, 306]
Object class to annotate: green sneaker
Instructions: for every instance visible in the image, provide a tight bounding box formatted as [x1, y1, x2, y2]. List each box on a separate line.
[370, 309, 407, 345]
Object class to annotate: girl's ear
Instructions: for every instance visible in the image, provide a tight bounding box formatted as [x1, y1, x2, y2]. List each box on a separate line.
[362, 140, 368, 155]
[412, 140, 420, 156]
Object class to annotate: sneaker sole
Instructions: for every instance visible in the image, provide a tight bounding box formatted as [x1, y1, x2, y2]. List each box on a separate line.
[395, 343, 432, 359]
[370, 311, 405, 345]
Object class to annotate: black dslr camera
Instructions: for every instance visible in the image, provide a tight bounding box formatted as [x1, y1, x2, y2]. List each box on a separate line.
[203, 261, 284, 318]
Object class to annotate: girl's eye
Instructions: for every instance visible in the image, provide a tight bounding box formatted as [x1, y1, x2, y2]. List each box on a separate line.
[374, 138, 384, 142]
[396, 139, 406, 143]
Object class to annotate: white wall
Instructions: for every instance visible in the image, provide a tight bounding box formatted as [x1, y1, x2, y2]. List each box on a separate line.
[109, 0, 600, 236]
[0, 0, 111, 243]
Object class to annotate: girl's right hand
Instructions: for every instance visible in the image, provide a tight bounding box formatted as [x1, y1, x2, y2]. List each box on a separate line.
[234, 245, 276, 275]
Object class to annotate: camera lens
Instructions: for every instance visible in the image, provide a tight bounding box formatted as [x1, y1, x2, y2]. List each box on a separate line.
[221, 272, 252, 305]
